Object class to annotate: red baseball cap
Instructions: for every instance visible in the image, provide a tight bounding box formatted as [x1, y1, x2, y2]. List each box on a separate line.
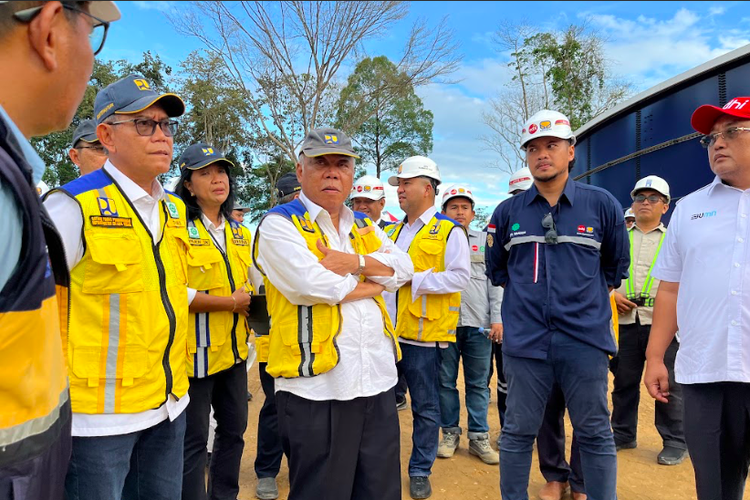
[691, 96, 750, 134]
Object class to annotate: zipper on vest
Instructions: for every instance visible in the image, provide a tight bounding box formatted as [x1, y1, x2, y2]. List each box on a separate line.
[206, 221, 241, 364]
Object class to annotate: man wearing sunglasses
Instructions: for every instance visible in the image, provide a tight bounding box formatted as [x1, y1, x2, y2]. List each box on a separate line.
[486, 109, 629, 500]
[0, 1, 119, 499]
[68, 118, 107, 175]
[611, 175, 687, 467]
[645, 96, 750, 500]
[44, 74, 189, 499]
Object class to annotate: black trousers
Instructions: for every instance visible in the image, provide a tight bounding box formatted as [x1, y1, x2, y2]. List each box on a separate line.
[254, 362, 285, 479]
[537, 383, 584, 494]
[183, 361, 248, 500]
[611, 321, 685, 448]
[276, 389, 401, 500]
[0, 399, 71, 500]
[489, 342, 507, 427]
[683, 383, 750, 500]
[395, 372, 408, 402]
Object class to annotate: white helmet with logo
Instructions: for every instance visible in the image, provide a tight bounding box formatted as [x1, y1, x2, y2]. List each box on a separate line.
[36, 181, 50, 197]
[351, 175, 385, 201]
[508, 167, 533, 194]
[388, 155, 441, 186]
[624, 208, 635, 219]
[631, 175, 670, 204]
[520, 110, 576, 150]
[441, 184, 475, 208]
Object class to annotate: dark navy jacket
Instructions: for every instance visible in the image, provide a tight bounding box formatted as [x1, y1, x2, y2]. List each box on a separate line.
[485, 178, 629, 359]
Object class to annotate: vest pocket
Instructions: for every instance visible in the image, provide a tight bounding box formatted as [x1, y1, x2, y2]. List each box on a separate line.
[71, 345, 149, 388]
[412, 238, 443, 271]
[82, 233, 144, 294]
[187, 248, 225, 291]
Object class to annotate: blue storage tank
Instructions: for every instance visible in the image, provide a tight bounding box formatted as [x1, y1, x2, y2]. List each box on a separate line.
[573, 44, 750, 222]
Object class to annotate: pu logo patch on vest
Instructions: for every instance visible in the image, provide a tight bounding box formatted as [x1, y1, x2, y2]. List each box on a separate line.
[298, 218, 316, 233]
[324, 134, 338, 144]
[231, 226, 249, 246]
[91, 197, 133, 227]
[133, 79, 150, 91]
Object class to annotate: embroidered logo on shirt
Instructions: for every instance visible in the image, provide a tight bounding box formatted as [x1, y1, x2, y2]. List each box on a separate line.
[691, 211, 717, 220]
[487, 234, 494, 247]
[511, 223, 520, 231]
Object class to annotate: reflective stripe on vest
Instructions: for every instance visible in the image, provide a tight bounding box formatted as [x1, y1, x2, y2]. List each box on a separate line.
[624, 229, 665, 301]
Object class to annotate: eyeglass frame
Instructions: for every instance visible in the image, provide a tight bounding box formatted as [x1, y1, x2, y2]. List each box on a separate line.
[699, 126, 750, 149]
[541, 212, 558, 245]
[106, 118, 180, 138]
[12, 3, 110, 56]
[632, 194, 666, 204]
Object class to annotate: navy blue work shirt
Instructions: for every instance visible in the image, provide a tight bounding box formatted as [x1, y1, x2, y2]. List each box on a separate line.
[485, 177, 629, 359]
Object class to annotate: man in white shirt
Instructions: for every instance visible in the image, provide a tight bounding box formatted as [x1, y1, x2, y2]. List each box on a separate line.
[44, 74, 189, 499]
[645, 95, 750, 500]
[384, 156, 470, 499]
[254, 127, 413, 500]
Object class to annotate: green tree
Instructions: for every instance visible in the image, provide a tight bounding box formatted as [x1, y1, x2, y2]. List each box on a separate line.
[238, 144, 296, 223]
[32, 51, 172, 187]
[337, 56, 434, 178]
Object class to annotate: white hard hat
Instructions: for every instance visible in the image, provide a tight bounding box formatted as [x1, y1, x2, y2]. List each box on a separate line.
[631, 175, 670, 204]
[163, 176, 181, 193]
[351, 175, 385, 201]
[508, 167, 533, 193]
[388, 155, 441, 186]
[36, 181, 50, 197]
[441, 185, 476, 208]
[520, 110, 576, 150]
[624, 208, 635, 219]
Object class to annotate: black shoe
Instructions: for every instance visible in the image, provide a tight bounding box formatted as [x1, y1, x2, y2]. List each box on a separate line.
[658, 446, 688, 465]
[615, 440, 637, 451]
[247, 390, 253, 402]
[410, 476, 432, 499]
[396, 396, 407, 411]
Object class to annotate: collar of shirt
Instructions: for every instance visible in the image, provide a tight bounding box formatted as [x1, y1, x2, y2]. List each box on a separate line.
[706, 174, 750, 196]
[631, 222, 666, 234]
[523, 176, 576, 207]
[201, 213, 226, 233]
[299, 191, 354, 232]
[0, 105, 46, 185]
[104, 159, 165, 204]
[404, 205, 437, 228]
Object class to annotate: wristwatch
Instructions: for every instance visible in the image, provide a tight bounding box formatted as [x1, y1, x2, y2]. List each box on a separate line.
[354, 254, 365, 276]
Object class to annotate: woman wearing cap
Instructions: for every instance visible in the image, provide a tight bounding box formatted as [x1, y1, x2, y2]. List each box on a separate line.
[175, 142, 253, 500]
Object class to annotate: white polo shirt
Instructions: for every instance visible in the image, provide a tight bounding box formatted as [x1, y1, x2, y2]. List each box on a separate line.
[653, 176, 750, 384]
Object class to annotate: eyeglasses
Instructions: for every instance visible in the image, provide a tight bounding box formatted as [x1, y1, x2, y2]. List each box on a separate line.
[76, 144, 106, 154]
[633, 194, 665, 204]
[699, 127, 750, 148]
[13, 3, 110, 56]
[108, 119, 179, 138]
[542, 212, 558, 245]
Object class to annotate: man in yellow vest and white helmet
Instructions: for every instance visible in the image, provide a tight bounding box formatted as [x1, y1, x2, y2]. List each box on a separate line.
[384, 155, 470, 499]
[351, 174, 388, 228]
[611, 175, 686, 465]
[44, 74, 190, 499]
[253, 127, 413, 500]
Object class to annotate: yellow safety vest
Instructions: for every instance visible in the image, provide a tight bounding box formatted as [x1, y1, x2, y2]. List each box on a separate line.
[1, 144, 69, 466]
[253, 199, 400, 378]
[52, 169, 190, 414]
[387, 214, 464, 343]
[186, 217, 253, 378]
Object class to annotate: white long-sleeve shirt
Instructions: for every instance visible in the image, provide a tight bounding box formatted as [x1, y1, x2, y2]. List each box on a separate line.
[44, 160, 189, 437]
[255, 192, 414, 401]
[383, 206, 471, 348]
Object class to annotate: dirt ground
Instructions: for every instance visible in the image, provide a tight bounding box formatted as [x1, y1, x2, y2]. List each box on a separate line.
[237, 366, 747, 500]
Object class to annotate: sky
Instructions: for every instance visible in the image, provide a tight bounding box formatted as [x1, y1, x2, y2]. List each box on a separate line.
[102, 1, 750, 223]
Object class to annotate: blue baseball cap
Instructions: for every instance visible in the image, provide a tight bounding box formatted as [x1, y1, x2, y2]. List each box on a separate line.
[70, 119, 99, 148]
[178, 142, 235, 171]
[94, 74, 184, 123]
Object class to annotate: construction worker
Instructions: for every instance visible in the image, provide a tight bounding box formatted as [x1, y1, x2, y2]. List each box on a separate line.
[44, 74, 189, 499]
[252, 172, 301, 500]
[68, 118, 107, 176]
[253, 127, 413, 500]
[385, 155, 470, 499]
[611, 175, 686, 465]
[436, 185, 501, 466]
[0, 1, 119, 497]
[645, 96, 750, 500]
[174, 143, 253, 500]
[624, 207, 636, 229]
[231, 204, 251, 224]
[351, 174, 388, 228]
[486, 109, 628, 500]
